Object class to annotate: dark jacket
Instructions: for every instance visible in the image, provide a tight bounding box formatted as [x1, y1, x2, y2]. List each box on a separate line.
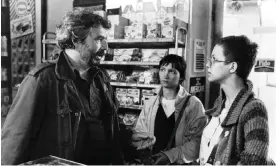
[204, 80, 270, 165]
[1, 51, 123, 165]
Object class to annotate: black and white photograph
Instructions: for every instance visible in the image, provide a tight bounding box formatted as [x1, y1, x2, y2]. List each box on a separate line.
[1, 0, 276, 165]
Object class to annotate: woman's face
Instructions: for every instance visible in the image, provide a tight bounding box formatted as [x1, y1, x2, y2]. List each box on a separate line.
[159, 63, 180, 89]
[206, 45, 232, 83]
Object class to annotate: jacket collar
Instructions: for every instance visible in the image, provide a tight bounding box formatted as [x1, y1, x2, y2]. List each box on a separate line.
[205, 80, 254, 126]
[54, 51, 108, 82]
[54, 51, 77, 80]
[155, 85, 189, 112]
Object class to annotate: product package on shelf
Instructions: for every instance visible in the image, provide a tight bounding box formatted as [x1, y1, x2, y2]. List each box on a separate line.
[106, 69, 118, 81]
[122, 5, 136, 22]
[146, 22, 162, 38]
[142, 49, 168, 62]
[125, 70, 143, 83]
[126, 88, 141, 106]
[113, 49, 134, 61]
[131, 48, 142, 61]
[168, 48, 183, 57]
[107, 7, 122, 16]
[104, 49, 114, 61]
[116, 88, 128, 106]
[141, 89, 156, 105]
[138, 68, 159, 85]
[107, 15, 129, 39]
[125, 23, 147, 39]
[157, 16, 187, 41]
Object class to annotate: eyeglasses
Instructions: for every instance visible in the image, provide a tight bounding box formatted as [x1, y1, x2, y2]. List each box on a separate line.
[207, 56, 232, 66]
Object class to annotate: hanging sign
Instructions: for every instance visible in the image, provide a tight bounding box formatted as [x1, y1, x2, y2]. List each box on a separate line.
[15, 0, 29, 16]
[190, 77, 206, 105]
[254, 59, 275, 72]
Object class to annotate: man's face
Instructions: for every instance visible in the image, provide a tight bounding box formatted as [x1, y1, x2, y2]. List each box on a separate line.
[77, 25, 108, 67]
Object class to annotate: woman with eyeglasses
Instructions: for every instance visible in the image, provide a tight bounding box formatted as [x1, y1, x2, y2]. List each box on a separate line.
[199, 35, 273, 165]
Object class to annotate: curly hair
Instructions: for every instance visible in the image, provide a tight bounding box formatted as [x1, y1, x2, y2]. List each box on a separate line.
[216, 35, 258, 81]
[56, 8, 111, 49]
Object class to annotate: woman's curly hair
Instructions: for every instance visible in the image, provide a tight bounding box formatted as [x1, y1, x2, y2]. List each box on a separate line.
[56, 8, 111, 49]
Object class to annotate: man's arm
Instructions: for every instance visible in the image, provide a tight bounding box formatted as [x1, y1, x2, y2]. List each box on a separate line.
[1, 75, 45, 165]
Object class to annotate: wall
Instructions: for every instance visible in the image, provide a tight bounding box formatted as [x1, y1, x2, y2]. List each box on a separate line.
[184, 0, 213, 107]
[46, 0, 74, 32]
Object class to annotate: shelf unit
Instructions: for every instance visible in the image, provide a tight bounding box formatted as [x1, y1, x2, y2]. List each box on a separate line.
[1, 5, 12, 107]
[100, 61, 159, 66]
[110, 82, 159, 88]
[41, 26, 187, 111]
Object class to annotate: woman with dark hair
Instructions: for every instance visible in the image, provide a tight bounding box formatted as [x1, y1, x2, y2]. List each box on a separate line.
[132, 54, 207, 165]
[200, 35, 273, 165]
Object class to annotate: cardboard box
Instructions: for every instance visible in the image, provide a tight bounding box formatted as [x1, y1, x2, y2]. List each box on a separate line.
[113, 49, 134, 61]
[107, 7, 122, 15]
[169, 48, 183, 57]
[146, 23, 161, 38]
[116, 88, 128, 105]
[127, 88, 140, 106]
[107, 15, 129, 39]
[142, 49, 168, 62]
[158, 16, 188, 41]
[125, 23, 147, 39]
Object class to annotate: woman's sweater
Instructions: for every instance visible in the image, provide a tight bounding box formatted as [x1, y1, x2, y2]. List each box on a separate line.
[204, 80, 270, 165]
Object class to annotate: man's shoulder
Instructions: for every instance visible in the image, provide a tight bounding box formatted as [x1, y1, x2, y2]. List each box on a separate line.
[28, 61, 56, 76]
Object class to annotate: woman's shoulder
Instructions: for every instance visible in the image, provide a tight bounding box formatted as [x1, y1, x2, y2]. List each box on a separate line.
[240, 97, 268, 121]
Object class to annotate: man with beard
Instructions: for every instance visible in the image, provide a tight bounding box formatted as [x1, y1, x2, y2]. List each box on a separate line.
[1, 9, 124, 165]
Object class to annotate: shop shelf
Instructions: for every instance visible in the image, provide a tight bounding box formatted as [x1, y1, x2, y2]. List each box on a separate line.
[110, 82, 159, 88]
[100, 61, 159, 66]
[107, 38, 185, 48]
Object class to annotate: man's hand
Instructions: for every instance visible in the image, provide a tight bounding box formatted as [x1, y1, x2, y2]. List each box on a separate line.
[131, 132, 156, 150]
[152, 152, 171, 165]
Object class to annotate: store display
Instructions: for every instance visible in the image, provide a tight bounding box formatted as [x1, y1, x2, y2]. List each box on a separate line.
[1, 67, 8, 81]
[141, 49, 168, 62]
[126, 88, 140, 106]
[125, 23, 147, 39]
[113, 48, 134, 61]
[1, 36, 8, 57]
[116, 88, 128, 106]
[146, 23, 161, 38]
[107, 15, 129, 39]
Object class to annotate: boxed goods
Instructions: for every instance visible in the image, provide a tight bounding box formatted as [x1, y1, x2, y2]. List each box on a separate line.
[158, 16, 188, 41]
[126, 70, 143, 83]
[104, 49, 114, 61]
[125, 23, 147, 39]
[142, 49, 168, 62]
[107, 15, 129, 39]
[106, 69, 118, 81]
[113, 49, 134, 61]
[146, 23, 161, 38]
[107, 7, 122, 15]
[116, 88, 128, 105]
[127, 88, 140, 106]
[168, 48, 183, 57]
[138, 69, 159, 85]
[131, 48, 143, 61]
